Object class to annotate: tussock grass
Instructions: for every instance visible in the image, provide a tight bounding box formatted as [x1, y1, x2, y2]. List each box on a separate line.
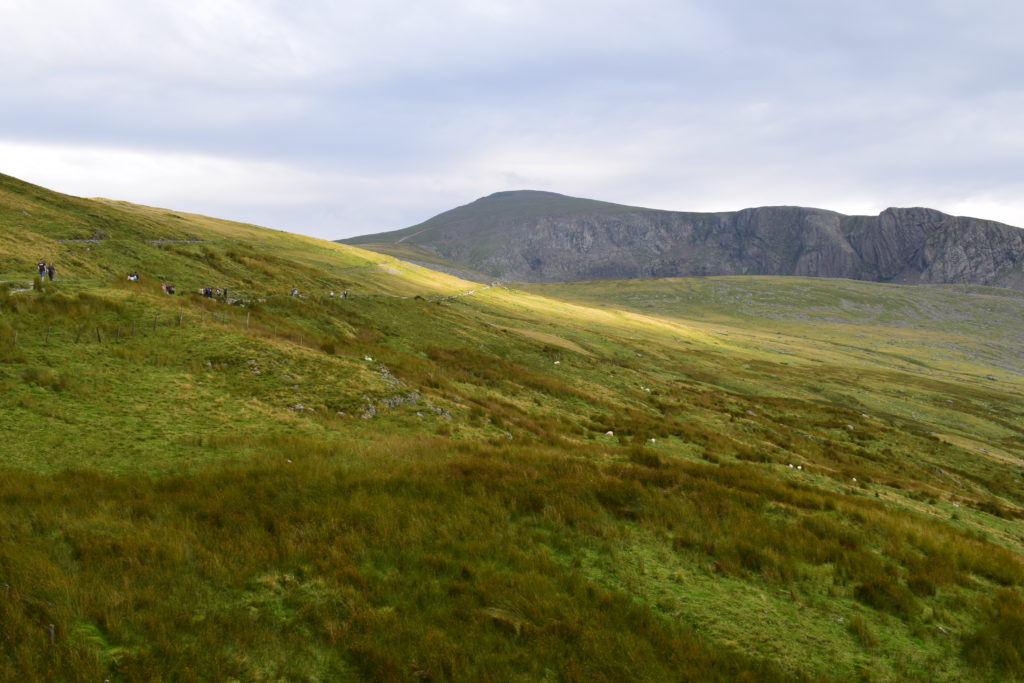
[3, 407, 1015, 680]
[964, 588, 1024, 676]
[0, 443, 805, 681]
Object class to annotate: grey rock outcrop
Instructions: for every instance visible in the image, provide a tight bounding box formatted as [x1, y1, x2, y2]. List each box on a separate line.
[343, 191, 1024, 288]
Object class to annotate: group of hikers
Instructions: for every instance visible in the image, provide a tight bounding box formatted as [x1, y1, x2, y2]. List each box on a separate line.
[32, 261, 348, 302]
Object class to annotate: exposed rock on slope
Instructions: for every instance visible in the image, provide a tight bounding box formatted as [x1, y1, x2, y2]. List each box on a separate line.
[343, 191, 1024, 288]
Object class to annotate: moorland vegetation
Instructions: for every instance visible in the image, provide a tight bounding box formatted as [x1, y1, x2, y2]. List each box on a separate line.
[1, 172, 1023, 681]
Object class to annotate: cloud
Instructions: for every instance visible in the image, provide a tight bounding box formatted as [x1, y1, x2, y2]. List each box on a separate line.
[1, 0, 1022, 238]
[0, 140, 323, 206]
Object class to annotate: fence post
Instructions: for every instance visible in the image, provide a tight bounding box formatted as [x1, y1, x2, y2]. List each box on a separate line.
[45, 327, 51, 345]
[96, 327, 102, 343]
[12, 331, 16, 346]
[115, 327, 120, 342]
[246, 311, 250, 328]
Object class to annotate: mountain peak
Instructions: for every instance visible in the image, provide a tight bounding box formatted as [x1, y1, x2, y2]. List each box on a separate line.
[343, 194, 1024, 288]
[480, 190, 570, 200]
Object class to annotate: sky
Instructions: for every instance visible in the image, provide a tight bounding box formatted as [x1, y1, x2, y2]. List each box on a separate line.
[2, 0, 1023, 240]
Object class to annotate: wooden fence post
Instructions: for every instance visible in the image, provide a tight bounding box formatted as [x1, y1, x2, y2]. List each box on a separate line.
[96, 327, 102, 343]
[45, 327, 51, 344]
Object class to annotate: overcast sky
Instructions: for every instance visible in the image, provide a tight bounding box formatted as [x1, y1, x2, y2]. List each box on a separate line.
[2, 0, 1023, 239]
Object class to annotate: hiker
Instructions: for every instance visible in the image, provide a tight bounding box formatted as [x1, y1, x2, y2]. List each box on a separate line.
[329, 291, 334, 298]
[166, 283, 175, 295]
[37, 261, 46, 278]
[341, 290, 348, 299]
[46, 263, 55, 281]
[290, 287, 298, 297]
[222, 288, 228, 300]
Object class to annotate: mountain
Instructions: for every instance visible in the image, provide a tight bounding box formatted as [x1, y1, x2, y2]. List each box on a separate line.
[343, 190, 1024, 288]
[2, 172, 1024, 680]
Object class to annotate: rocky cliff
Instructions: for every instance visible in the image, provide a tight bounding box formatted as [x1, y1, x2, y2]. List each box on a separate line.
[343, 191, 1024, 288]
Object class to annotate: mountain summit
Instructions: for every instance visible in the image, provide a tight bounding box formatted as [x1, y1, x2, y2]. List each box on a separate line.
[343, 191, 1024, 288]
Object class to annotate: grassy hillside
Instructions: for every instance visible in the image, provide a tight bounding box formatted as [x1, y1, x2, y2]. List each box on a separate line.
[2, 173, 1024, 681]
[347, 242, 493, 283]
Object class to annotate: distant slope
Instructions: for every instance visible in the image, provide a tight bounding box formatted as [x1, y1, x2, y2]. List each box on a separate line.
[348, 242, 493, 282]
[523, 276, 1024, 377]
[343, 190, 1024, 288]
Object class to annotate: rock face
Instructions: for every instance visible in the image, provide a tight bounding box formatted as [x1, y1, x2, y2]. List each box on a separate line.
[343, 191, 1024, 288]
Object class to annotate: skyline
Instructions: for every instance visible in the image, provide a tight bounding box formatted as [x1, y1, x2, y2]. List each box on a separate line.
[3, 1, 1023, 239]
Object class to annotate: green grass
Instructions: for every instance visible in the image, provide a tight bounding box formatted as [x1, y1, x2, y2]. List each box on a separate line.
[348, 242, 494, 283]
[1, 172, 1024, 680]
